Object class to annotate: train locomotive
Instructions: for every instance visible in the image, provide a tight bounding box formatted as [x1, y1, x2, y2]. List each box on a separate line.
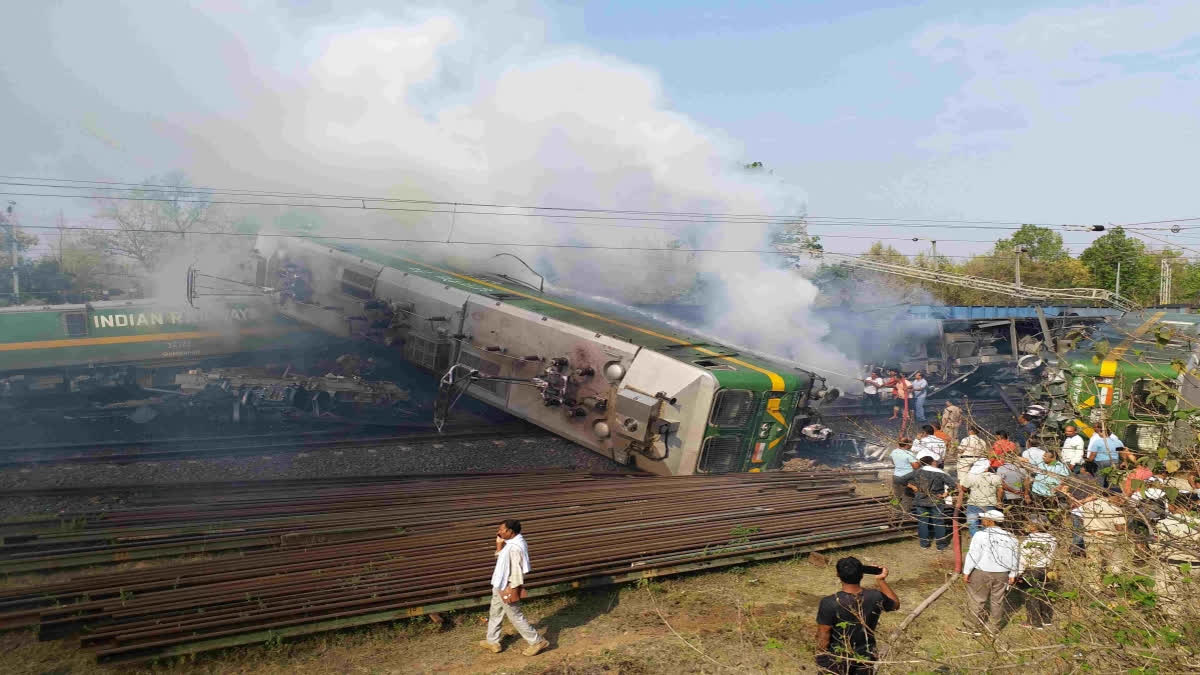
[251, 236, 835, 476]
[0, 298, 328, 399]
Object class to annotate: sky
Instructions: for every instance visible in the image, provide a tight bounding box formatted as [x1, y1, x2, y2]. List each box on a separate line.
[2, 0, 1199, 263]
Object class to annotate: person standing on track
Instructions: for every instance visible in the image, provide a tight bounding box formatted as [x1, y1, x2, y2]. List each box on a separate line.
[942, 400, 963, 447]
[887, 371, 911, 427]
[480, 519, 549, 656]
[861, 370, 884, 416]
[911, 371, 928, 423]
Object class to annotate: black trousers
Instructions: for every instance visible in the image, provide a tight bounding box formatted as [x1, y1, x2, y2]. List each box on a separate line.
[816, 652, 876, 675]
[1014, 568, 1053, 625]
[863, 393, 881, 415]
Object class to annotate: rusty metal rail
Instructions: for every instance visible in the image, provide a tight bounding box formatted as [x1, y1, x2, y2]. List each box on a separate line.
[0, 471, 910, 664]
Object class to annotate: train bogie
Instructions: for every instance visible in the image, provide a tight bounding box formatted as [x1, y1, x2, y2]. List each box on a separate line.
[258, 237, 827, 475]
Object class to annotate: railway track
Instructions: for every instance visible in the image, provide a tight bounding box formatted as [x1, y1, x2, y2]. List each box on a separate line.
[0, 471, 910, 664]
[0, 423, 545, 468]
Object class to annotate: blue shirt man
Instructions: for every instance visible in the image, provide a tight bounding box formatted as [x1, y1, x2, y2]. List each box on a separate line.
[891, 445, 918, 477]
[1087, 432, 1124, 463]
[1032, 454, 1069, 497]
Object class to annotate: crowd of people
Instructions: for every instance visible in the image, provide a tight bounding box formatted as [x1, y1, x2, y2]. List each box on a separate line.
[812, 408, 1200, 673]
[474, 410, 1200, 674]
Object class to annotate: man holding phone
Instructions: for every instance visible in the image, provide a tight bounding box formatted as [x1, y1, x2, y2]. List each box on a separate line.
[815, 557, 900, 674]
[479, 519, 549, 656]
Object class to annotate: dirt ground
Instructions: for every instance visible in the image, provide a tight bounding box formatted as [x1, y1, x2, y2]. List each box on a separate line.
[2, 475, 1071, 674]
[3, 538, 1073, 675]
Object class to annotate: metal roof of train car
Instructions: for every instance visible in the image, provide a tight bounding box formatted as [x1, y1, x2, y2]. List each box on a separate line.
[328, 242, 810, 392]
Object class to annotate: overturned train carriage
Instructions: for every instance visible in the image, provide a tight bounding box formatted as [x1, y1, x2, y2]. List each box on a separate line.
[259, 237, 829, 475]
[1037, 310, 1200, 453]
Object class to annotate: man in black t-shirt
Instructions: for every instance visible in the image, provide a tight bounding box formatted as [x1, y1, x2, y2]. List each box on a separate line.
[815, 557, 901, 674]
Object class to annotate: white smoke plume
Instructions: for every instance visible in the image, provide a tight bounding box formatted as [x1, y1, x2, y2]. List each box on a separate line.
[1, 2, 856, 384]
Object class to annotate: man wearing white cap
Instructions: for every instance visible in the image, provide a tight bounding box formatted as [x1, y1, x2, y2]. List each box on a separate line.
[961, 509, 1019, 635]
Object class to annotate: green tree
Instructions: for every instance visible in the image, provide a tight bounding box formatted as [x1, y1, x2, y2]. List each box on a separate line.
[994, 224, 1069, 262]
[1079, 227, 1159, 303]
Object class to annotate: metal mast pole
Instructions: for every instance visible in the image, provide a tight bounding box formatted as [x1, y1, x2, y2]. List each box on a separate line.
[1161, 257, 1172, 305]
[4, 202, 15, 303]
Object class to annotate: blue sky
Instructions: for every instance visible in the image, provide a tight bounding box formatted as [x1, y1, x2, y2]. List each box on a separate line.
[3, 0, 1199, 262]
[550, 0, 1200, 257]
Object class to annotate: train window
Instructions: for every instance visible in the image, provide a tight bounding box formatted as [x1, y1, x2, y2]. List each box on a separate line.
[710, 390, 756, 427]
[1129, 378, 1175, 417]
[404, 335, 440, 370]
[698, 435, 743, 473]
[340, 269, 376, 300]
[694, 359, 735, 371]
[63, 312, 87, 337]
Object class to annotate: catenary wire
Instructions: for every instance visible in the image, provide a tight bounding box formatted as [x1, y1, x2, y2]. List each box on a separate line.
[7, 177, 1189, 232]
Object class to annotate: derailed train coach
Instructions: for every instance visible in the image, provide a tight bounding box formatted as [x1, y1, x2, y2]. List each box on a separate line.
[0, 298, 327, 396]
[255, 236, 834, 476]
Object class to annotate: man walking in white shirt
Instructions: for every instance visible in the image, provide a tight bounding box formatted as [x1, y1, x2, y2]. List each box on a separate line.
[1060, 425, 1086, 474]
[480, 519, 549, 656]
[961, 510, 1019, 635]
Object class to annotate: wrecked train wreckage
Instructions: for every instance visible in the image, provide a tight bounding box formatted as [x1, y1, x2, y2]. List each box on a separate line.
[193, 236, 839, 476]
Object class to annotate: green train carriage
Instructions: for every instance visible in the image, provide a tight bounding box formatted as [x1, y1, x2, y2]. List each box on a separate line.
[1047, 310, 1200, 452]
[0, 299, 327, 393]
[261, 237, 833, 475]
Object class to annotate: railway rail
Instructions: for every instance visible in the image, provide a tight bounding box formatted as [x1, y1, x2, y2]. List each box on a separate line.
[0, 471, 910, 664]
[0, 423, 545, 468]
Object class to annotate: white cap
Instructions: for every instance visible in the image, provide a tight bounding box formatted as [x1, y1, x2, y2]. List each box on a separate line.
[969, 459, 990, 475]
[982, 509, 1006, 521]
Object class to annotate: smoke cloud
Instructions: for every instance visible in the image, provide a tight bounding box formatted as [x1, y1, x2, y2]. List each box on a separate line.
[1, 2, 856, 384]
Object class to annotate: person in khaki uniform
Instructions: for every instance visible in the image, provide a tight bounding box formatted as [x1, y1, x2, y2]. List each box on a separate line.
[960, 510, 1019, 635]
[480, 519, 549, 656]
[942, 400, 963, 447]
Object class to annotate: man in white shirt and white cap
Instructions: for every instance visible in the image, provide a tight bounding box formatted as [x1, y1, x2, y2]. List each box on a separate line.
[480, 519, 549, 656]
[961, 509, 1019, 635]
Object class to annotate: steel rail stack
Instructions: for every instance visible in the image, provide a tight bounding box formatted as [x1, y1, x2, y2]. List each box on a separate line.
[0, 472, 910, 664]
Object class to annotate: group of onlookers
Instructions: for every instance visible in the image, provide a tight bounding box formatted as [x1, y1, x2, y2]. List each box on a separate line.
[861, 369, 931, 423]
[888, 414, 1200, 641]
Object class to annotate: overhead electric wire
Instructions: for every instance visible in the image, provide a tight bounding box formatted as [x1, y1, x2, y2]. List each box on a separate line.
[5, 175, 1188, 232]
[0, 175, 1053, 226]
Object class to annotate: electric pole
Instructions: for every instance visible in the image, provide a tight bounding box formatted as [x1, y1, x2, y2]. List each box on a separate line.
[1014, 244, 1028, 290]
[1161, 257, 1172, 305]
[1115, 260, 1122, 297]
[3, 202, 16, 304]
